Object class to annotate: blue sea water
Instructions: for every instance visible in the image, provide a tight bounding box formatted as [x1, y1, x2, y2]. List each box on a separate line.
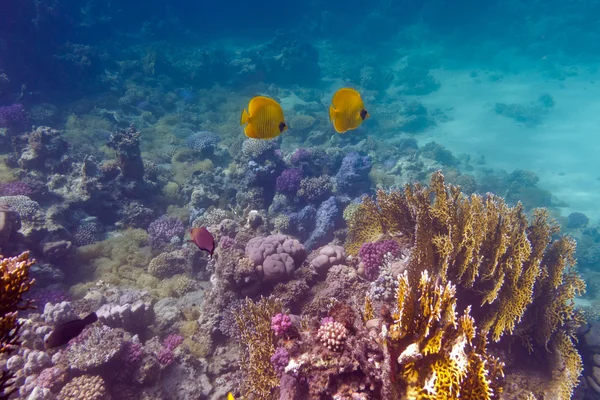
[3, 0, 600, 398]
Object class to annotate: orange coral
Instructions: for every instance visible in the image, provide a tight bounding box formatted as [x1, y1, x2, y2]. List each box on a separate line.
[0, 251, 35, 398]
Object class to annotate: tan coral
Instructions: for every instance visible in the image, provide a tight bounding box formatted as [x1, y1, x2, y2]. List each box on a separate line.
[58, 375, 108, 400]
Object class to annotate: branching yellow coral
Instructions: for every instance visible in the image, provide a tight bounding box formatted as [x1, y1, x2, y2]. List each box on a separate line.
[391, 270, 503, 400]
[347, 171, 585, 398]
[233, 296, 283, 400]
[0, 251, 35, 398]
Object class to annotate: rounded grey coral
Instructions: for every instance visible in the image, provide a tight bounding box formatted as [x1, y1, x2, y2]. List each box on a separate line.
[245, 234, 307, 282]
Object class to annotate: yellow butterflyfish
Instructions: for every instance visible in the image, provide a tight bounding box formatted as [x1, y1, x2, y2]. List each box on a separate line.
[240, 96, 288, 139]
[328, 87, 370, 133]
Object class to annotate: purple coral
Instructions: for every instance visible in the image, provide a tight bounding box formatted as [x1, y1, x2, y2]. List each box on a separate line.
[271, 313, 292, 336]
[0, 103, 28, 134]
[359, 240, 401, 280]
[117, 341, 143, 382]
[148, 215, 185, 248]
[163, 334, 184, 350]
[276, 168, 303, 195]
[0, 181, 32, 196]
[157, 334, 184, 366]
[219, 235, 237, 250]
[290, 148, 311, 164]
[270, 347, 290, 376]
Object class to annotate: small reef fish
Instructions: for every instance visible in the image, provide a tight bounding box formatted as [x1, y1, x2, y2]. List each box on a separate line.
[328, 87, 370, 133]
[44, 312, 98, 349]
[189, 227, 216, 257]
[227, 393, 235, 400]
[240, 96, 288, 139]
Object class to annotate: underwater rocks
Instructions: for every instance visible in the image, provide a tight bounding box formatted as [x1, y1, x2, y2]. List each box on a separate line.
[12, 126, 69, 173]
[494, 93, 555, 127]
[107, 124, 144, 180]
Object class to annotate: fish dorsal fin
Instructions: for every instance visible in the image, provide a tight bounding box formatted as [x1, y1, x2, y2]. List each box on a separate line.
[248, 96, 276, 116]
[333, 88, 360, 107]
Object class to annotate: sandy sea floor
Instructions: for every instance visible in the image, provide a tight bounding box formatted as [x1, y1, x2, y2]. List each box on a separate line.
[412, 67, 600, 223]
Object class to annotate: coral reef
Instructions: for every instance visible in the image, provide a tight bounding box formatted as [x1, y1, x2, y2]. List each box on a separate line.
[345, 171, 585, 398]
[0, 252, 35, 398]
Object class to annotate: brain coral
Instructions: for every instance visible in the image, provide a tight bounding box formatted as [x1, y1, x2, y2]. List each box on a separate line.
[245, 234, 307, 282]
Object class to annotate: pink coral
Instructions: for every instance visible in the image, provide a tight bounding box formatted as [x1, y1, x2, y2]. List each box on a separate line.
[271, 313, 292, 336]
[157, 334, 184, 366]
[317, 320, 348, 351]
[358, 240, 400, 280]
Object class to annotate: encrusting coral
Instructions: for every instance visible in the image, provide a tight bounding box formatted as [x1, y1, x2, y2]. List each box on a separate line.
[345, 171, 586, 398]
[0, 252, 35, 399]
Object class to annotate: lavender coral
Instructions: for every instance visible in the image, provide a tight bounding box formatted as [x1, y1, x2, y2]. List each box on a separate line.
[275, 168, 303, 195]
[358, 240, 401, 280]
[157, 334, 184, 366]
[148, 215, 185, 249]
[0, 181, 32, 197]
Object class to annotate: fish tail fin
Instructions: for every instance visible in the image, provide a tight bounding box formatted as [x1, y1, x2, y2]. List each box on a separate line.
[328, 104, 336, 122]
[240, 109, 250, 125]
[83, 312, 98, 325]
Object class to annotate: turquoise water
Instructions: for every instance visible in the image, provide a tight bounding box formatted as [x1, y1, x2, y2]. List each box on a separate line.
[2, 1, 600, 399]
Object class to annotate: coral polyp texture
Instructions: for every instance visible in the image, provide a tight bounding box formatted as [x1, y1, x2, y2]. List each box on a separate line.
[345, 171, 585, 399]
[0, 252, 35, 398]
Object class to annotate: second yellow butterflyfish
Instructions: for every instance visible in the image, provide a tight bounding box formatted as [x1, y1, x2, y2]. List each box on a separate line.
[240, 96, 288, 139]
[328, 88, 370, 134]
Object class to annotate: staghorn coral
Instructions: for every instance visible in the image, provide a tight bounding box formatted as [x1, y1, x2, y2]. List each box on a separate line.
[233, 296, 283, 399]
[0, 252, 35, 398]
[345, 171, 585, 398]
[388, 269, 504, 400]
